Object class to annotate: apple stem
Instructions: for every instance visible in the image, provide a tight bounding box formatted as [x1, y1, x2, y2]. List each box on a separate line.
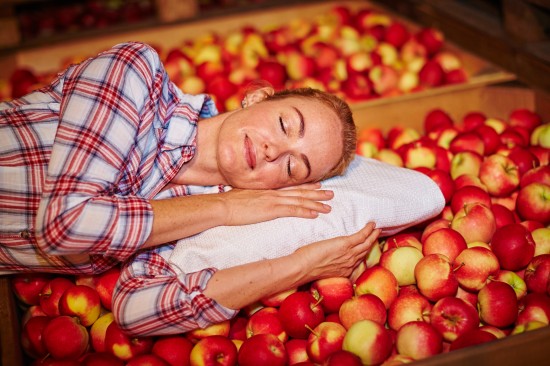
[312, 295, 324, 309]
[305, 324, 319, 337]
[453, 262, 465, 272]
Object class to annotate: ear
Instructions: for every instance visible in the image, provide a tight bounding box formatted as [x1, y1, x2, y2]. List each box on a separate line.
[242, 86, 275, 107]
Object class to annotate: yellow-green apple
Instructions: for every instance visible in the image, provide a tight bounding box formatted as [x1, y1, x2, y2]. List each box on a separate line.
[517, 292, 550, 326]
[381, 354, 416, 365]
[59, 284, 101, 326]
[451, 202, 496, 244]
[261, 287, 298, 308]
[524, 254, 550, 293]
[420, 218, 451, 242]
[238, 334, 287, 366]
[530, 124, 550, 148]
[90, 312, 115, 352]
[511, 320, 547, 335]
[433, 51, 462, 72]
[491, 203, 517, 229]
[449, 131, 485, 156]
[379, 246, 424, 286]
[339, 293, 387, 330]
[383, 232, 423, 251]
[449, 328, 497, 351]
[374, 148, 404, 166]
[105, 322, 153, 361]
[450, 185, 492, 215]
[39, 277, 75, 317]
[485, 117, 507, 134]
[42, 315, 89, 360]
[416, 167, 455, 204]
[228, 316, 248, 341]
[11, 273, 52, 306]
[342, 319, 393, 366]
[401, 142, 437, 169]
[285, 52, 317, 81]
[479, 154, 520, 197]
[368, 64, 399, 95]
[323, 349, 363, 366]
[422, 227, 467, 262]
[492, 223, 536, 271]
[532, 227, 550, 255]
[396, 321, 443, 360]
[449, 151, 483, 179]
[285, 338, 309, 365]
[452, 246, 500, 291]
[400, 38, 427, 69]
[415, 253, 459, 302]
[365, 240, 382, 267]
[126, 354, 170, 366]
[346, 51, 375, 74]
[278, 291, 325, 339]
[398, 70, 420, 93]
[418, 60, 444, 87]
[387, 292, 432, 331]
[494, 270, 527, 300]
[387, 126, 421, 150]
[453, 173, 486, 191]
[186, 321, 231, 344]
[306, 321, 347, 364]
[81, 352, 125, 366]
[423, 108, 454, 135]
[473, 124, 501, 156]
[431, 126, 459, 150]
[310, 277, 354, 314]
[21, 315, 50, 358]
[246, 307, 287, 343]
[477, 281, 519, 328]
[479, 325, 507, 339]
[429, 296, 479, 342]
[516, 183, 550, 223]
[510, 109, 542, 133]
[189, 335, 238, 366]
[354, 265, 399, 309]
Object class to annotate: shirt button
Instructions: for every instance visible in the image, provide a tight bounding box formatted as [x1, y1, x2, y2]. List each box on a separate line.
[19, 230, 31, 239]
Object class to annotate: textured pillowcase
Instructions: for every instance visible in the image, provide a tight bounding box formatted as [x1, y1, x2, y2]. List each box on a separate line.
[169, 155, 445, 273]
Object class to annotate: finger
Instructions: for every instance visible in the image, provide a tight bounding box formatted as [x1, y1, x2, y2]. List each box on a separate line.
[275, 189, 334, 202]
[279, 182, 322, 191]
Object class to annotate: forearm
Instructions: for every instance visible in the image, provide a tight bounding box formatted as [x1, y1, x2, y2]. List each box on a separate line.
[142, 194, 227, 248]
[204, 253, 308, 310]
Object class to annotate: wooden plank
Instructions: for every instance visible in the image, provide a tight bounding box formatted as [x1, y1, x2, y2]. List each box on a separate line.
[0, 277, 24, 366]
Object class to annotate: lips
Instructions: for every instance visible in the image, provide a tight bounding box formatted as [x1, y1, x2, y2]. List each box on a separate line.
[244, 135, 256, 170]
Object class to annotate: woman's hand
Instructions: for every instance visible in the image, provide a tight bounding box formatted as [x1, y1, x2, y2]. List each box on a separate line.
[220, 182, 335, 226]
[292, 222, 381, 281]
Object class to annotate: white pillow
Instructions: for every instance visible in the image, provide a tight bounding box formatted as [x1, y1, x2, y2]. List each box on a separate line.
[169, 155, 445, 273]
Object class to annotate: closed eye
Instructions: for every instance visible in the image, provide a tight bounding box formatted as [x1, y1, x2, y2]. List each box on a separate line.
[279, 116, 287, 134]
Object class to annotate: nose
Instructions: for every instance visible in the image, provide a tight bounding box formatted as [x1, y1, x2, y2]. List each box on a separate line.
[264, 140, 288, 162]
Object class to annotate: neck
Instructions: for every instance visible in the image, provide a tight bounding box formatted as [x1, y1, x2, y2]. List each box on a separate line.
[171, 113, 228, 186]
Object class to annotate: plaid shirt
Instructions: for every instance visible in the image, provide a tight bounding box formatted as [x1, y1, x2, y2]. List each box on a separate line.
[1, 42, 237, 334]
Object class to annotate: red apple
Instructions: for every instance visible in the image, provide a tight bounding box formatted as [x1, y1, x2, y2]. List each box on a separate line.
[422, 228, 467, 262]
[516, 292, 550, 325]
[450, 185, 492, 215]
[285, 338, 309, 365]
[189, 335, 238, 366]
[105, 322, 154, 361]
[257, 60, 287, 90]
[491, 223, 535, 271]
[524, 254, 550, 293]
[520, 165, 550, 188]
[491, 203, 517, 229]
[246, 307, 287, 342]
[516, 183, 550, 223]
[450, 131, 485, 156]
[479, 154, 520, 197]
[423, 108, 454, 135]
[42, 315, 89, 360]
[415, 27, 444, 55]
[39, 277, 75, 317]
[59, 284, 102, 326]
[462, 111, 487, 131]
[387, 292, 432, 331]
[451, 202, 496, 244]
[310, 277, 353, 314]
[429, 296, 480, 342]
[418, 60, 444, 87]
[342, 319, 393, 366]
[354, 265, 399, 309]
[478, 281, 519, 328]
[396, 321, 443, 360]
[508, 146, 540, 176]
[11, 273, 52, 306]
[417, 168, 455, 204]
[449, 329, 497, 351]
[21, 315, 50, 358]
[453, 246, 500, 292]
[238, 334, 287, 366]
[494, 270, 528, 300]
[228, 316, 248, 341]
[415, 253, 459, 302]
[339, 293, 387, 329]
[82, 352, 125, 366]
[383, 21, 410, 48]
[279, 291, 325, 339]
[94, 266, 120, 311]
[509, 109, 542, 133]
[125, 354, 170, 366]
[323, 349, 363, 366]
[306, 321, 347, 364]
[186, 321, 231, 344]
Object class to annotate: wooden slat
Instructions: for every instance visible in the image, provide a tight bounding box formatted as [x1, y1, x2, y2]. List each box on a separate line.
[0, 277, 24, 366]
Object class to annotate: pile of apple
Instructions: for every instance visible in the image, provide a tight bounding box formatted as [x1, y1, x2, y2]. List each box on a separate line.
[2, 4, 469, 112]
[8, 106, 550, 365]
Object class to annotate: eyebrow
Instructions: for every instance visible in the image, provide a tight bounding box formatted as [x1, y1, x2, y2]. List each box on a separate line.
[293, 106, 311, 179]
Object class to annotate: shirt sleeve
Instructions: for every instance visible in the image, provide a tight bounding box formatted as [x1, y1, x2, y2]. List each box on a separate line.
[112, 244, 238, 336]
[35, 42, 164, 260]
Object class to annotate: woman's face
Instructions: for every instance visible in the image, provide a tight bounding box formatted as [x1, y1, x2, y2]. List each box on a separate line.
[216, 96, 343, 189]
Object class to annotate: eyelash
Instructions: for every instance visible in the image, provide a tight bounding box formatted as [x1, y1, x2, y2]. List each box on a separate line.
[280, 117, 292, 177]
